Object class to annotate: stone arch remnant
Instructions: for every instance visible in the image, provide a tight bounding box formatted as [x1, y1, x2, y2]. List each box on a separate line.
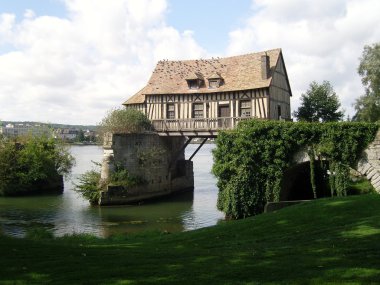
[356, 131, 380, 193]
[289, 131, 380, 195]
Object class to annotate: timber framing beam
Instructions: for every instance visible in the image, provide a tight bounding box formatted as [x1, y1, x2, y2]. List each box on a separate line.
[189, 138, 208, 161]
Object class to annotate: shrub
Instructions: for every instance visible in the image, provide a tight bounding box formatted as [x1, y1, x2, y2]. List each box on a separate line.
[0, 136, 74, 196]
[74, 169, 103, 205]
[110, 163, 146, 187]
[98, 108, 152, 137]
[74, 162, 146, 205]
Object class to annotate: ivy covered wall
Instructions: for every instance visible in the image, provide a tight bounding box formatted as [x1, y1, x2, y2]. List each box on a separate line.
[212, 120, 378, 219]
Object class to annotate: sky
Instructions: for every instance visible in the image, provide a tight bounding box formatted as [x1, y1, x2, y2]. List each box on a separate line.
[0, 0, 379, 125]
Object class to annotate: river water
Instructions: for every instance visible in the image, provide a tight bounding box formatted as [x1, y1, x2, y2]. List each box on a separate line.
[0, 144, 224, 237]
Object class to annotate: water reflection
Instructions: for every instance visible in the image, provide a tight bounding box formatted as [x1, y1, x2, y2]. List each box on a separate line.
[96, 191, 194, 236]
[0, 144, 224, 237]
[0, 196, 64, 237]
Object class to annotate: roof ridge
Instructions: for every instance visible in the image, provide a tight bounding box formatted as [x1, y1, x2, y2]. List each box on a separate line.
[156, 48, 282, 64]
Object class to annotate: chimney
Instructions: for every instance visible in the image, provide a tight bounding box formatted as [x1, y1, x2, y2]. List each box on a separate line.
[261, 54, 270, 80]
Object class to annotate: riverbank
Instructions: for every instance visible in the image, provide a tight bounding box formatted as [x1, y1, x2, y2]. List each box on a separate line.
[1, 194, 380, 284]
[70, 141, 100, 146]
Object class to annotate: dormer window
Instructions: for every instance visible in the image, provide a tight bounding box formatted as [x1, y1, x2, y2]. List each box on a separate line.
[186, 72, 204, 90]
[209, 79, 220, 89]
[208, 73, 223, 89]
[188, 79, 200, 89]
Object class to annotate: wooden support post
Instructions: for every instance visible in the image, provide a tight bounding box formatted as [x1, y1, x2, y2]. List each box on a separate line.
[189, 138, 208, 161]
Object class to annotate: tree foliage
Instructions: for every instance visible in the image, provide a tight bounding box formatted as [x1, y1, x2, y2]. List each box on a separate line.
[358, 43, 380, 96]
[98, 108, 152, 137]
[354, 43, 380, 122]
[74, 169, 103, 205]
[212, 120, 378, 219]
[354, 93, 380, 122]
[0, 136, 75, 196]
[76, 129, 85, 142]
[293, 81, 344, 122]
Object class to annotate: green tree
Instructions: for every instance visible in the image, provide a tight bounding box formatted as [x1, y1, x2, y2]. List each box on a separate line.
[293, 81, 344, 122]
[354, 43, 380, 122]
[76, 129, 85, 142]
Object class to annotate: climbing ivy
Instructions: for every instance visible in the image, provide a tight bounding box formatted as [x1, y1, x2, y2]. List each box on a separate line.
[212, 120, 378, 219]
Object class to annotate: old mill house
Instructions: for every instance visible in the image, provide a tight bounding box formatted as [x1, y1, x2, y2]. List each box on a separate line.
[123, 48, 292, 136]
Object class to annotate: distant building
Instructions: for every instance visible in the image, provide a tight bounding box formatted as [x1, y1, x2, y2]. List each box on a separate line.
[84, 129, 97, 141]
[0, 123, 52, 138]
[54, 128, 79, 141]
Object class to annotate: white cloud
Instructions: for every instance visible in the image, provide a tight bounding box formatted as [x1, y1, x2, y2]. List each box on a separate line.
[23, 9, 36, 19]
[227, 0, 380, 118]
[0, 13, 16, 43]
[0, 0, 206, 125]
[3, 0, 374, 125]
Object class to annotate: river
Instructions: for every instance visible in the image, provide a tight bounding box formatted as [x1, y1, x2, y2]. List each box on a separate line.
[0, 144, 224, 237]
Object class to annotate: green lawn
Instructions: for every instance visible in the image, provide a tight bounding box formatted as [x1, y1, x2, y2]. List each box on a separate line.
[1, 194, 380, 284]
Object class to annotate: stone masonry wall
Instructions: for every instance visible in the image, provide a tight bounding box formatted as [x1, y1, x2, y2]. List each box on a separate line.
[99, 132, 194, 205]
[290, 130, 380, 194]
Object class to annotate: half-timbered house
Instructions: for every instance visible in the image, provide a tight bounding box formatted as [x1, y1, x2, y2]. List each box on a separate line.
[123, 48, 292, 134]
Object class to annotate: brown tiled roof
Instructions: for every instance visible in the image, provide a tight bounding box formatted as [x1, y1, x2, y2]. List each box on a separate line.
[185, 72, 204, 80]
[123, 87, 146, 105]
[208, 72, 222, 79]
[124, 48, 282, 105]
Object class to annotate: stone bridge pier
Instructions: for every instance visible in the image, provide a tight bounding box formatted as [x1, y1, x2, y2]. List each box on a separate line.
[99, 132, 194, 205]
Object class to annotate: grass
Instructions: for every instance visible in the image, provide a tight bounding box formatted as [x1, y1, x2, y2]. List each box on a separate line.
[1, 194, 380, 284]
[347, 177, 376, 195]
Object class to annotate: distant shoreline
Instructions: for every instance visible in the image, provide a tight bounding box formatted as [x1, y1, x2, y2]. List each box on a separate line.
[69, 142, 101, 146]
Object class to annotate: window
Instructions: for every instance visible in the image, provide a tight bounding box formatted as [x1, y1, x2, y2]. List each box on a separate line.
[188, 80, 199, 89]
[277, 105, 282, 119]
[167, 104, 175, 119]
[208, 73, 223, 88]
[193, 103, 204, 118]
[209, 79, 220, 89]
[240, 100, 251, 117]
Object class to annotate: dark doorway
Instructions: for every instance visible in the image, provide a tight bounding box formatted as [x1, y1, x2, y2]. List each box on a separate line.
[280, 161, 330, 201]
